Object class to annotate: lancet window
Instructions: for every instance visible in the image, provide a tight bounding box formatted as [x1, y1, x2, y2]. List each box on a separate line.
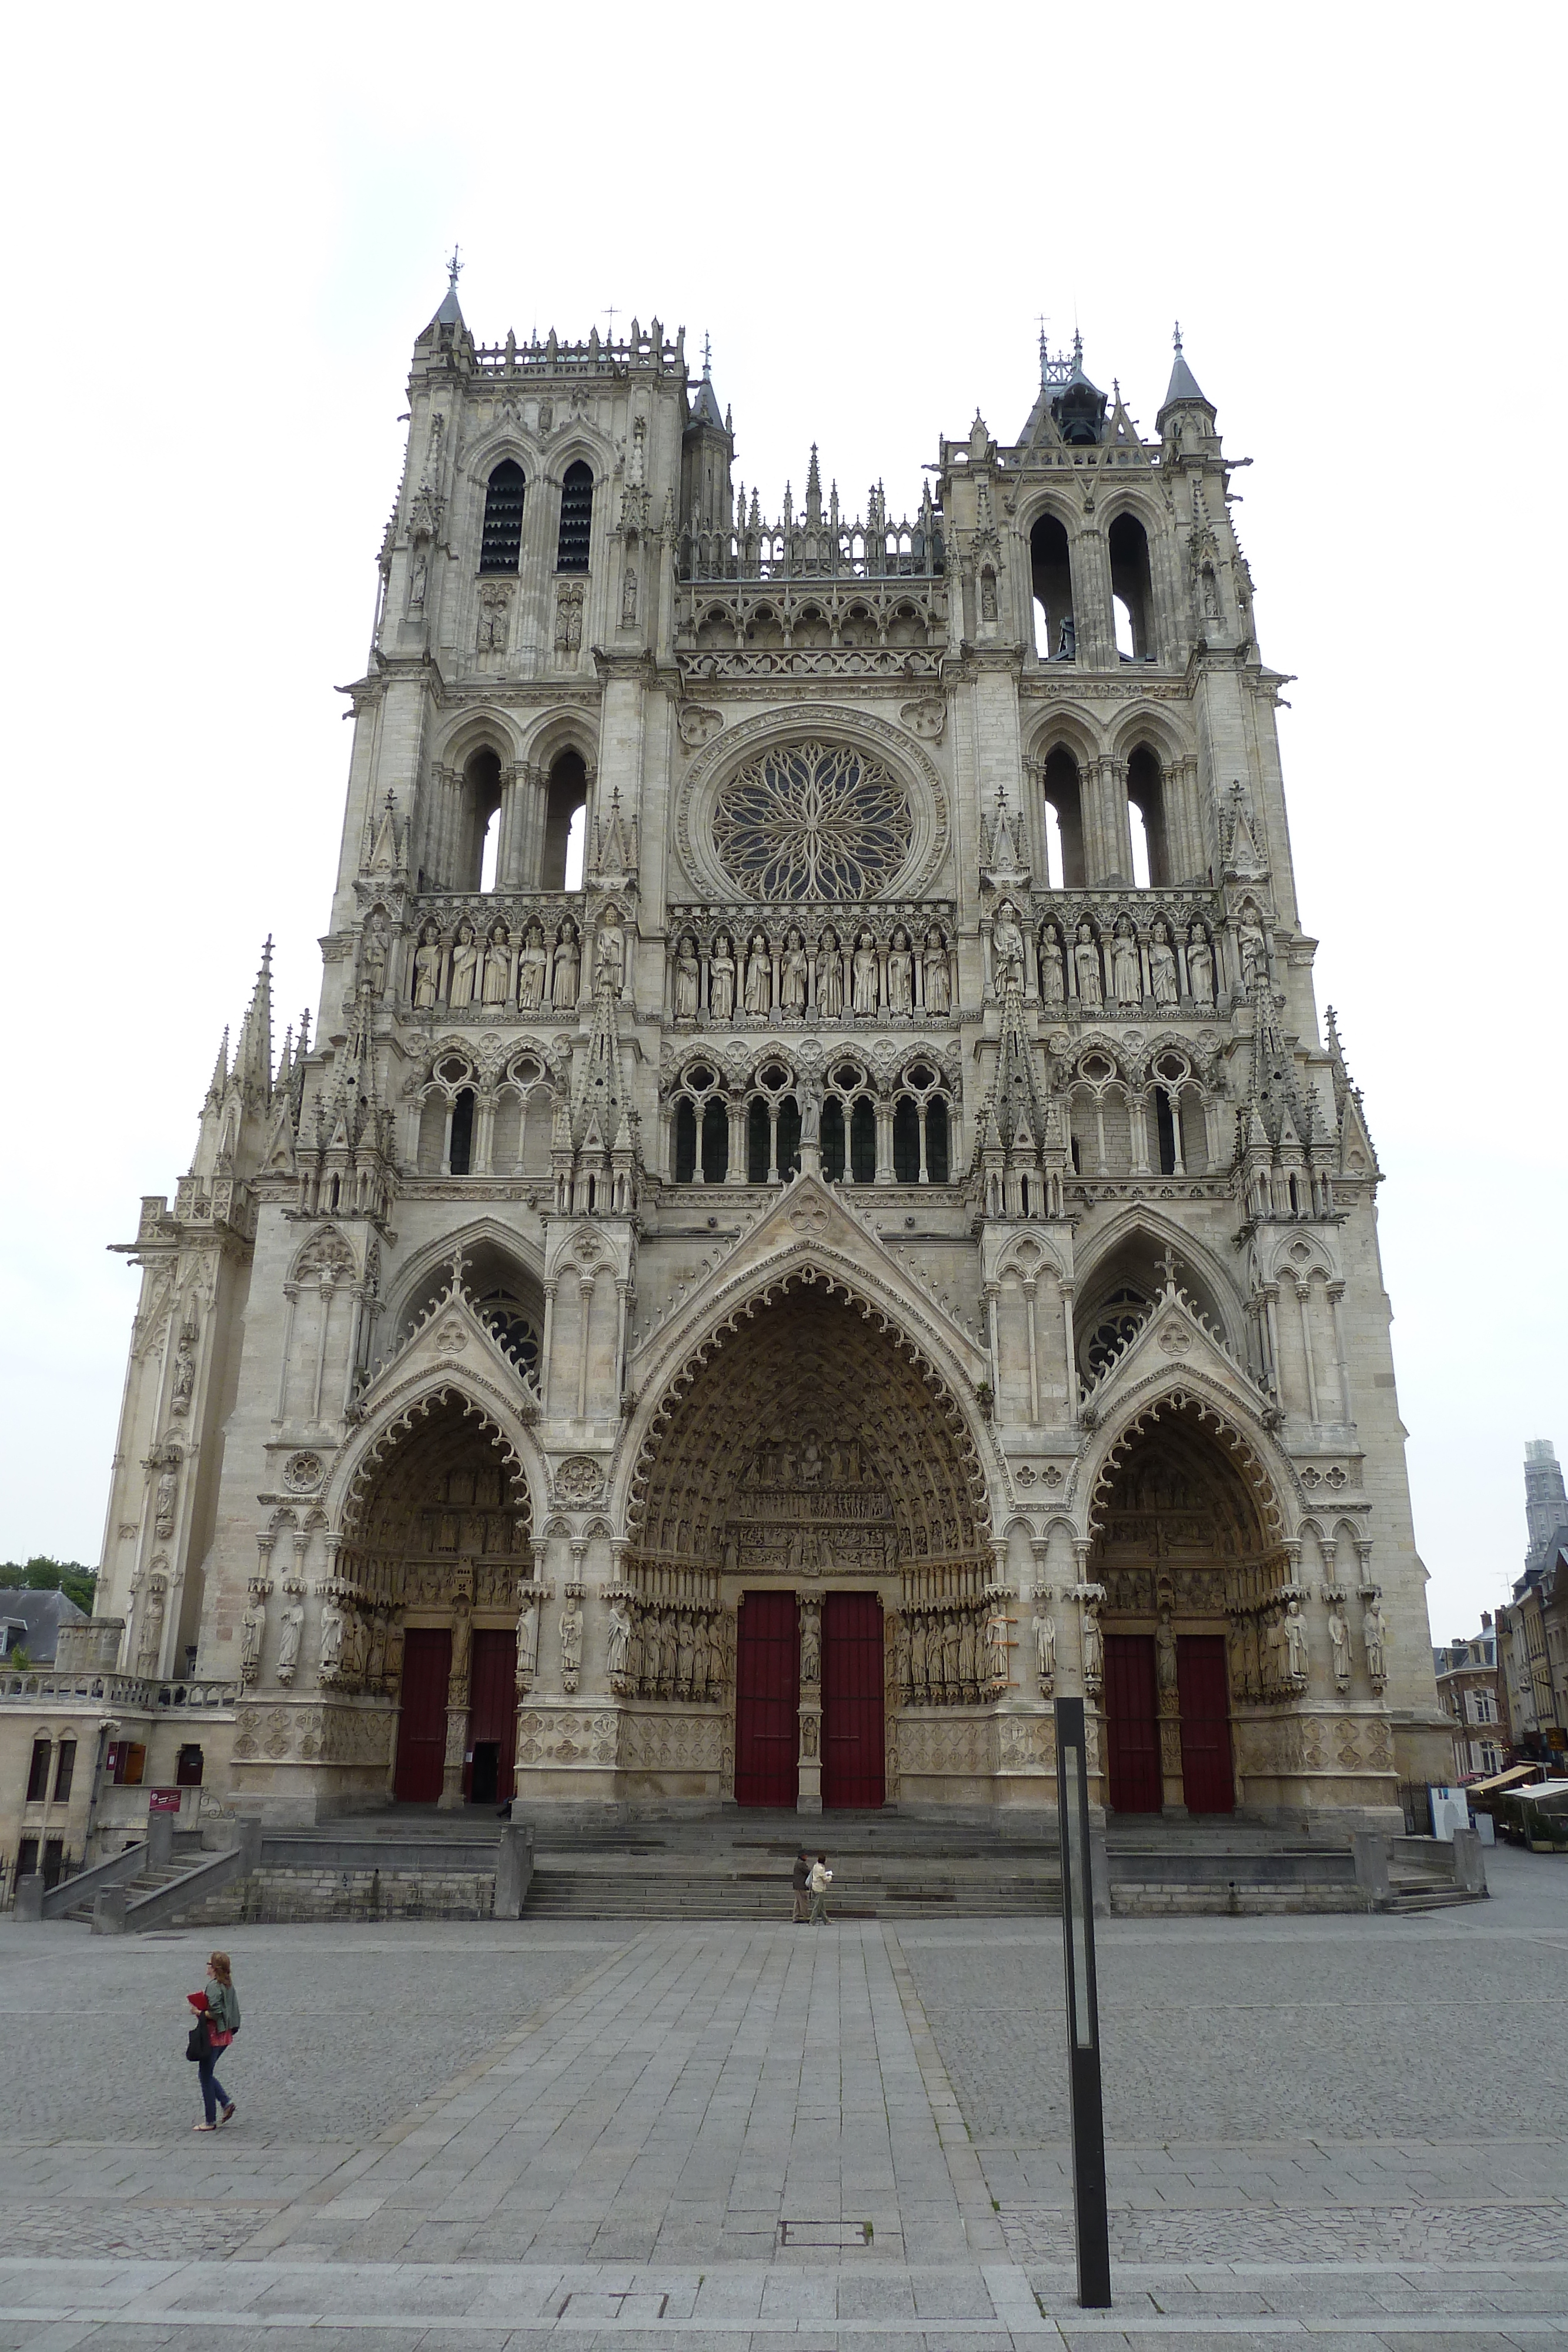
[480, 460, 526, 574]
[556, 462, 594, 572]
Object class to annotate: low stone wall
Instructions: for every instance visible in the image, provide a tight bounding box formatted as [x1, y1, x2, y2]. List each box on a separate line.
[1111, 1883, 1363, 1916]
[183, 1865, 497, 1926]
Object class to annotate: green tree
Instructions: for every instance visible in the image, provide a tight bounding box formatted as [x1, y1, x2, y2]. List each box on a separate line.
[0, 1558, 98, 1613]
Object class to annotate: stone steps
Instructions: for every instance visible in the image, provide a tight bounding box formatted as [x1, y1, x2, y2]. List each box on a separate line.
[521, 1864, 1062, 1919]
[58, 1861, 191, 1925]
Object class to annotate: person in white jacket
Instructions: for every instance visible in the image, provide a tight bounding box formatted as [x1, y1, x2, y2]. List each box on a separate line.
[808, 1854, 833, 1925]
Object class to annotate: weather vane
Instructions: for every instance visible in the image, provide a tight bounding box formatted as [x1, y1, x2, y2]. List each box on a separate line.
[446, 245, 463, 295]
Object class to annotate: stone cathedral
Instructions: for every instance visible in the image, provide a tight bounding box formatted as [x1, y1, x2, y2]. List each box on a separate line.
[86, 278, 1449, 1832]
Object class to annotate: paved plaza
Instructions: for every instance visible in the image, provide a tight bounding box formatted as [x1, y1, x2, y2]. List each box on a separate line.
[1, 1847, 1564, 2348]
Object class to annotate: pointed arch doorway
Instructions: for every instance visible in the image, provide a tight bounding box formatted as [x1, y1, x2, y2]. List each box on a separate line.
[1092, 1398, 1279, 1816]
[342, 1389, 534, 1807]
[629, 1276, 989, 1810]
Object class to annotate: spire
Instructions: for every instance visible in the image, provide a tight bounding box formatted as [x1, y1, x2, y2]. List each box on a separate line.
[205, 1026, 230, 1107]
[805, 444, 822, 526]
[687, 329, 726, 433]
[233, 937, 274, 1106]
[1163, 320, 1207, 408]
[432, 245, 465, 328]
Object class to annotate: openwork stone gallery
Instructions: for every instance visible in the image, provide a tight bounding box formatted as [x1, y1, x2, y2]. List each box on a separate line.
[21, 292, 1449, 1852]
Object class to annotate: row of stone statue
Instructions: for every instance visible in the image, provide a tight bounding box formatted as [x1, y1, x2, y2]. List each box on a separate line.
[993, 905, 1248, 1011]
[894, 1601, 1011, 1703]
[400, 914, 624, 1013]
[1229, 1595, 1389, 1701]
[673, 924, 953, 1021]
[607, 1599, 731, 1700]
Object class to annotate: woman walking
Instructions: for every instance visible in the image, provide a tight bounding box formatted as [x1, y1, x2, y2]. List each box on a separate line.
[190, 1950, 240, 2132]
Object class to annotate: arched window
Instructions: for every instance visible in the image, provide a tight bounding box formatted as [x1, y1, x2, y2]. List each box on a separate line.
[821, 1097, 845, 1182]
[850, 1098, 876, 1184]
[927, 1097, 950, 1182]
[480, 460, 526, 574]
[1128, 803, 1151, 890]
[892, 1097, 921, 1184]
[1030, 512, 1074, 660]
[556, 462, 594, 572]
[701, 1097, 728, 1183]
[448, 1087, 476, 1177]
[1155, 1085, 1178, 1175]
[1126, 745, 1169, 887]
[1041, 747, 1086, 888]
[461, 746, 503, 891]
[541, 749, 587, 892]
[1108, 512, 1155, 660]
[674, 1098, 698, 1184]
[747, 1097, 770, 1184]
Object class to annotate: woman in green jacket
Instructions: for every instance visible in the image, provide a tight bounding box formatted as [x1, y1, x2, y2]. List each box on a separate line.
[193, 1950, 240, 2131]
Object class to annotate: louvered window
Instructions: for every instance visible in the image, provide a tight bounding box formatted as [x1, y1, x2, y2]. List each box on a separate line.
[480, 460, 526, 574]
[556, 462, 593, 572]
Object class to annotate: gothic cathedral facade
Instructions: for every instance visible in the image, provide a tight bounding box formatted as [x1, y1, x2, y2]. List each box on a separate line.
[88, 282, 1450, 1830]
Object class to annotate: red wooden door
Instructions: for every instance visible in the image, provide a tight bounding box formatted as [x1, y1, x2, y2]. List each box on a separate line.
[467, 1628, 518, 1806]
[394, 1628, 452, 1802]
[1178, 1635, 1235, 1813]
[1104, 1633, 1161, 1813]
[735, 1591, 800, 1808]
[822, 1592, 885, 1810]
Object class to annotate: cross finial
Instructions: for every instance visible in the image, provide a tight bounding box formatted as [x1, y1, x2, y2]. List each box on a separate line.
[1173, 318, 1183, 353]
[702, 330, 712, 376]
[446, 245, 462, 295]
[1158, 1245, 1179, 1293]
[604, 303, 620, 336]
[447, 1242, 470, 1296]
[1036, 313, 1048, 377]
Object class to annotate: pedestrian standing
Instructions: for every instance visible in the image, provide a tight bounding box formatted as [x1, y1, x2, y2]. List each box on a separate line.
[189, 1949, 241, 2132]
[791, 1848, 810, 1923]
[808, 1853, 833, 1926]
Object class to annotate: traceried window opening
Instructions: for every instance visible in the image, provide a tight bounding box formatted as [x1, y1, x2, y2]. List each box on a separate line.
[1030, 512, 1074, 660]
[701, 1097, 729, 1184]
[674, 1098, 698, 1183]
[1129, 802, 1152, 890]
[556, 462, 594, 572]
[449, 1088, 476, 1177]
[1041, 747, 1086, 888]
[850, 1097, 876, 1184]
[26, 1739, 50, 1803]
[1109, 511, 1155, 659]
[478, 1287, 541, 1376]
[480, 460, 526, 574]
[542, 750, 587, 891]
[747, 1098, 770, 1184]
[1126, 746, 1170, 887]
[712, 740, 913, 901]
[927, 1097, 950, 1182]
[1082, 1284, 1151, 1386]
[892, 1097, 921, 1184]
[821, 1097, 846, 1182]
[1155, 1086, 1178, 1175]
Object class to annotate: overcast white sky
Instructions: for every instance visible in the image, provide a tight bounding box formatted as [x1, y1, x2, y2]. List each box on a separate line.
[1, 5, 1562, 1641]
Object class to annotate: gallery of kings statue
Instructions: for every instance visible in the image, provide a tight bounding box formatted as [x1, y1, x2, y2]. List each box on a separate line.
[52, 281, 1453, 1843]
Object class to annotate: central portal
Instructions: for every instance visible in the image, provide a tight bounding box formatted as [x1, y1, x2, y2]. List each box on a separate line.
[733, 1589, 885, 1810]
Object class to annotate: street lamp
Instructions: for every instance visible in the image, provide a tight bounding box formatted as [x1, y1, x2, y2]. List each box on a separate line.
[1055, 1695, 1111, 2308]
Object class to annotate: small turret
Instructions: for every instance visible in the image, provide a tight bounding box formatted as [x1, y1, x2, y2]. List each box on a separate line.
[681, 333, 734, 535]
[1156, 322, 1219, 453]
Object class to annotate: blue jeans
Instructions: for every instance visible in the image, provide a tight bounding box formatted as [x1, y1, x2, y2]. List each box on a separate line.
[198, 2053, 231, 2123]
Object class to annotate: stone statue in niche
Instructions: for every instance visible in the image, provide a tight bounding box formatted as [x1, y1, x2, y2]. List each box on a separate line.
[517, 923, 549, 1011]
[1202, 563, 1221, 622]
[620, 563, 638, 626]
[413, 923, 443, 1009]
[1149, 921, 1179, 1008]
[800, 1079, 821, 1148]
[980, 569, 998, 622]
[1283, 1596, 1309, 1681]
[744, 932, 771, 1015]
[409, 548, 428, 606]
[1186, 923, 1215, 1007]
[817, 929, 845, 1020]
[800, 1710, 820, 1759]
[240, 1592, 266, 1684]
[780, 928, 808, 1013]
[1362, 1598, 1388, 1686]
[887, 927, 914, 1013]
[153, 1469, 178, 1541]
[362, 919, 389, 998]
[800, 1603, 821, 1685]
[1039, 923, 1065, 1005]
[482, 922, 511, 1004]
[559, 1597, 583, 1683]
[1111, 917, 1141, 1006]
[551, 918, 581, 1010]
[449, 922, 479, 1009]
[985, 1603, 1009, 1684]
[171, 1344, 196, 1415]
[910, 1615, 927, 1693]
[597, 913, 626, 995]
[1079, 1594, 1104, 1689]
[676, 1615, 696, 1693]
[710, 934, 737, 1022]
[1327, 1604, 1352, 1689]
[923, 928, 951, 1014]
[366, 1611, 387, 1686]
[317, 1598, 345, 1681]
[276, 1603, 304, 1684]
[477, 584, 509, 653]
[1155, 1608, 1179, 1699]
[851, 930, 879, 1016]
[674, 935, 701, 1020]
[516, 1591, 540, 1681]
[1239, 913, 1268, 990]
[894, 1614, 911, 1689]
[1074, 923, 1103, 1010]
[135, 1581, 166, 1678]
[1032, 1609, 1055, 1683]
[992, 903, 1025, 991]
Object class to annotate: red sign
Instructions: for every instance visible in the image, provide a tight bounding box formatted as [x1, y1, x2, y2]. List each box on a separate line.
[148, 1787, 183, 1813]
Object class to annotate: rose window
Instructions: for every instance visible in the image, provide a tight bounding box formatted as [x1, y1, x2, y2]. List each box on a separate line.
[712, 740, 913, 901]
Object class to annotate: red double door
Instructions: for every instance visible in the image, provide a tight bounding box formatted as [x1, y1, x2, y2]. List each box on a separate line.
[1104, 1632, 1234, 1815]
[734, 1590, 884, 1809]
[392, 1626, 516, 1804]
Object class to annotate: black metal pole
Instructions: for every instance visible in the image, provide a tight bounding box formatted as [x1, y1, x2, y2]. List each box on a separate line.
[1056, 1696, 1111, 2308]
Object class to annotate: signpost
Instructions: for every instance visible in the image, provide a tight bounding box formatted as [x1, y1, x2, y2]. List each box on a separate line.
[1055, 1696, 1111, 2308]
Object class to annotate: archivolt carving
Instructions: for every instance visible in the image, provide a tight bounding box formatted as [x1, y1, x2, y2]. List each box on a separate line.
[338, 1382, 535, 1542]
[1084, 1385, 1289, 1546]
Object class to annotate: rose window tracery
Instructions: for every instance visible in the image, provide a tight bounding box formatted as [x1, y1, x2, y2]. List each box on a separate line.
[711, 740, 913, 901]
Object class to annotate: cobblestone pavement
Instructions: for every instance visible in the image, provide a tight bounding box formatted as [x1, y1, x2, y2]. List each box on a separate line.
[0, 1849, 1563, 2346]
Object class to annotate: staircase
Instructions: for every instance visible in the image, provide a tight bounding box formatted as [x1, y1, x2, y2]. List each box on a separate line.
[57, 1856, 192, 1925]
